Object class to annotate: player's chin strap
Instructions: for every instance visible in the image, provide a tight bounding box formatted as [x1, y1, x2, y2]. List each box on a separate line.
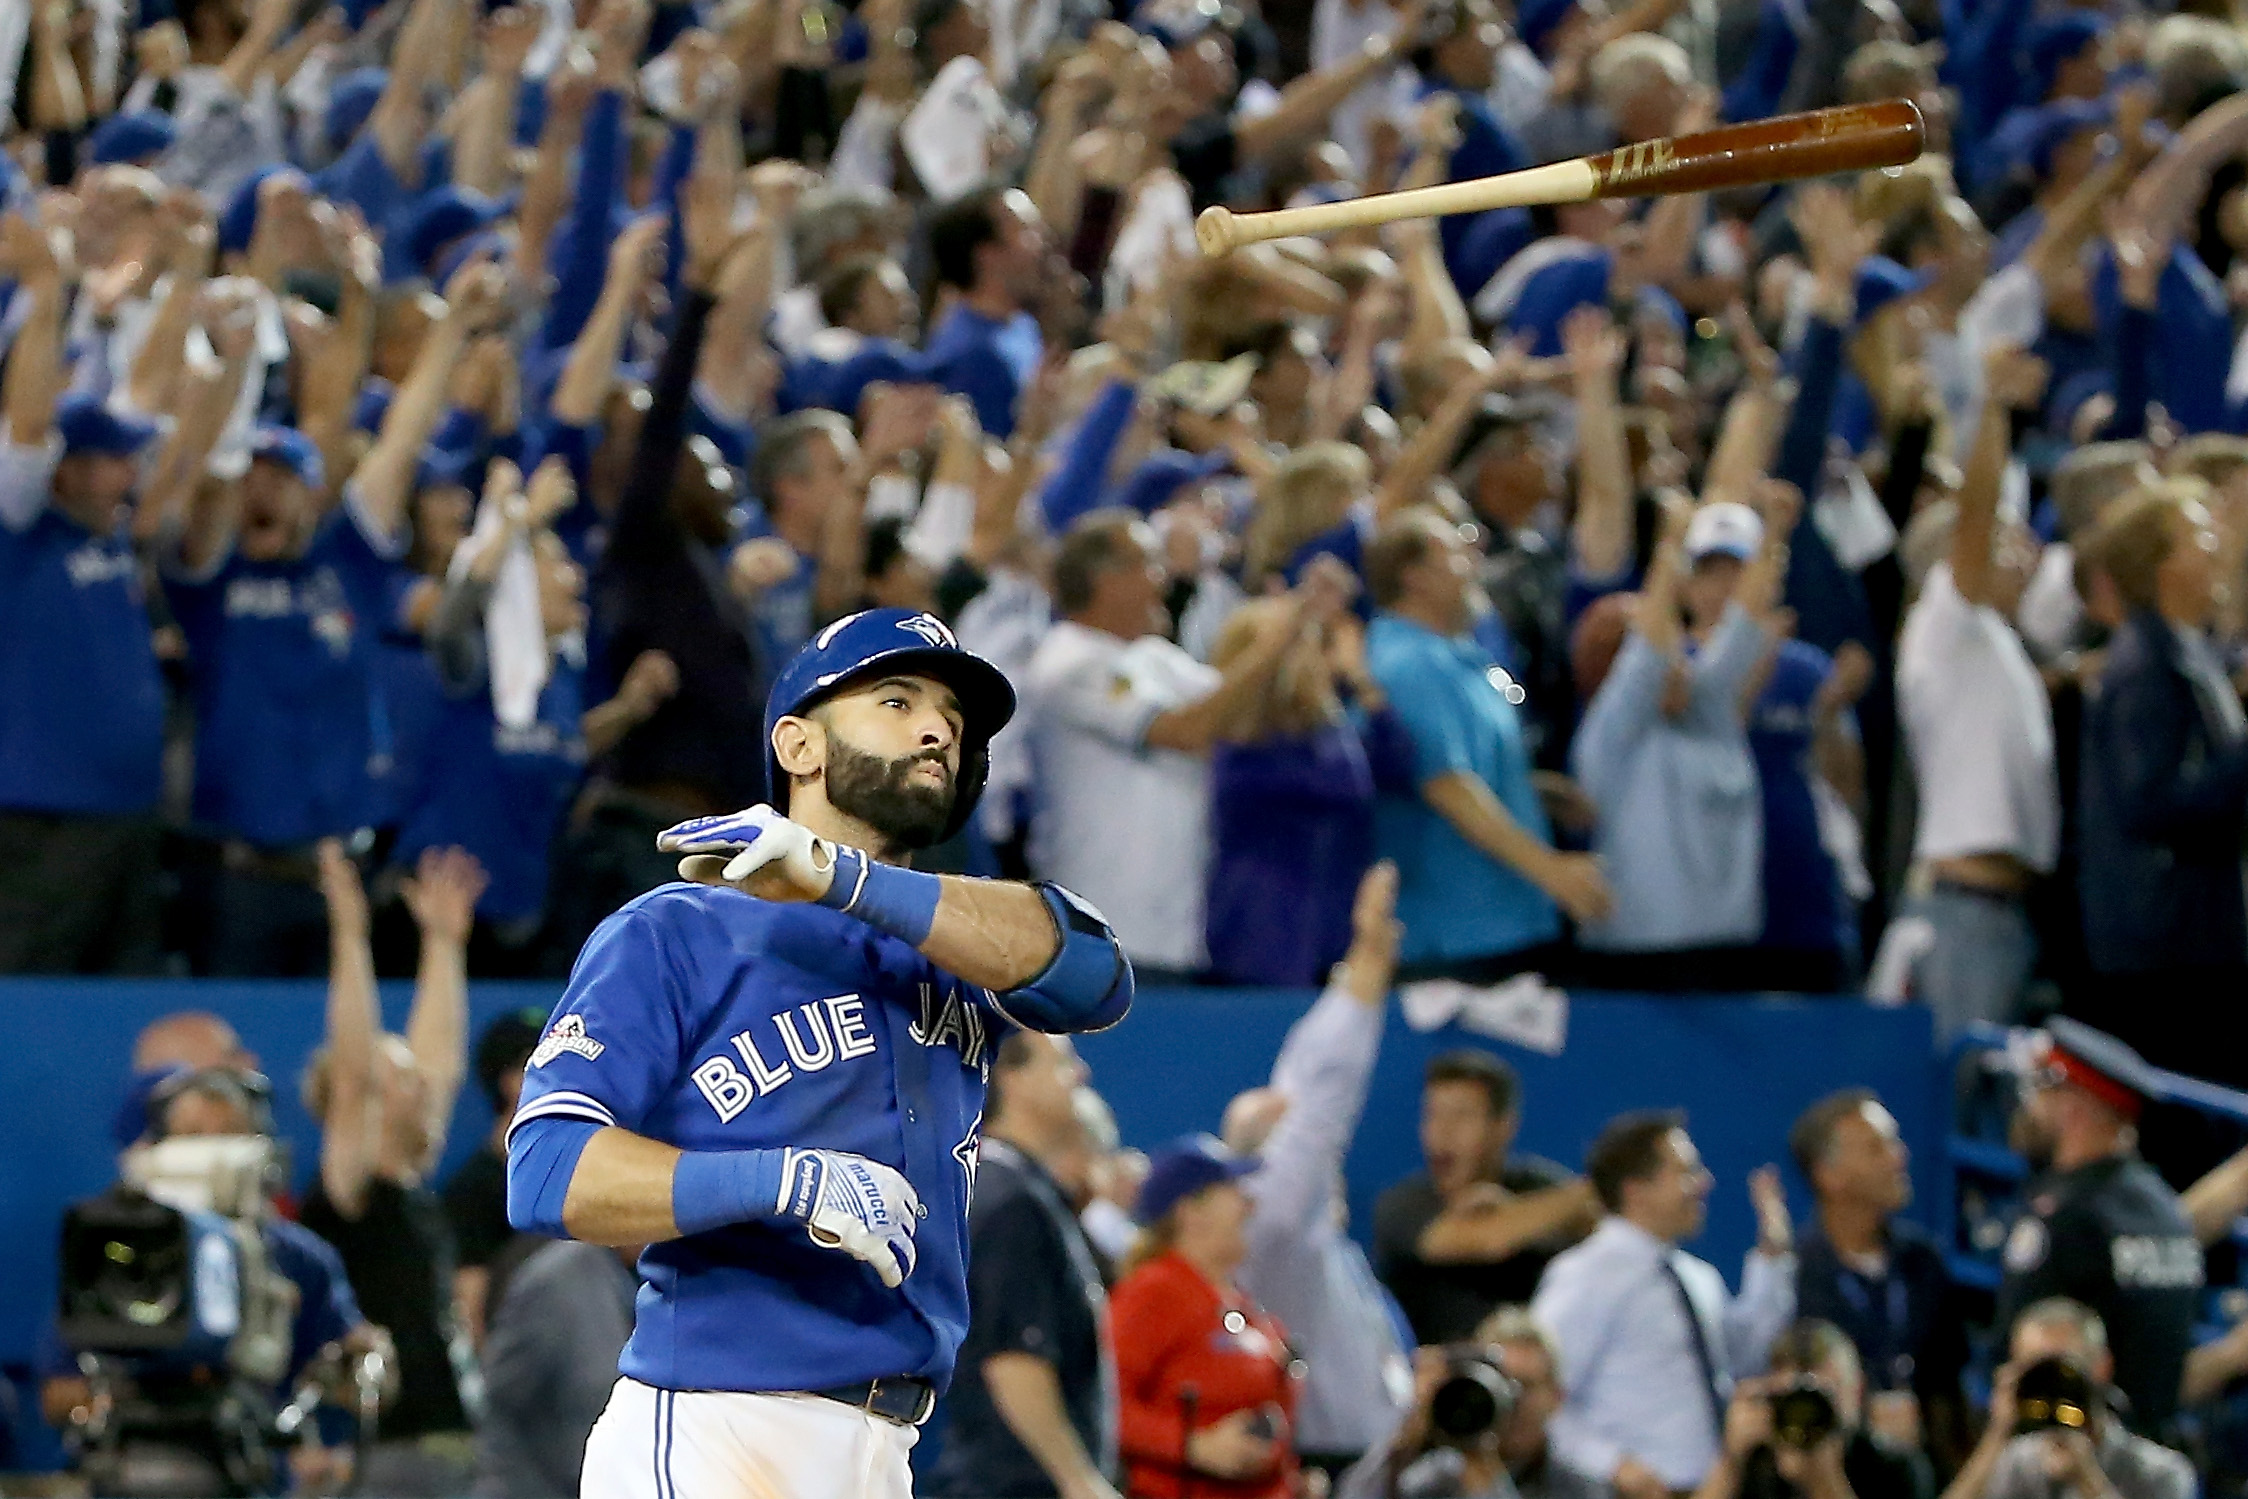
[987, 883, 1135, 1035]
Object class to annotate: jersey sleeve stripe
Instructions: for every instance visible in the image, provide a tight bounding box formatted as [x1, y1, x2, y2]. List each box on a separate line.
[505, 1091, 619, 1144]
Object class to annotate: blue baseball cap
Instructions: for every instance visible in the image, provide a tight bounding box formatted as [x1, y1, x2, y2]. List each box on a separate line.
[1517, 0, 1581, 56]
[57, 394, 161, 457]
[763, 608, 1016, 842]
[1136, 1134, 1260, 1224]
[251, 425, 326, 489]
[1854, 255, 1934, 325]
[2023, 12, 2108, 102]
[396, 187, 514, 283]
[2018, 97, 2113, 179]
[325, 66, 388, 153]
[1113, 450, 1232, 516]
[217, 166, 309, 256]
[87, 110, 177, 167]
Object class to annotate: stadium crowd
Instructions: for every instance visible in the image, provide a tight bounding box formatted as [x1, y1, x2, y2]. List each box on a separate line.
[9, 0, 2248, 1487]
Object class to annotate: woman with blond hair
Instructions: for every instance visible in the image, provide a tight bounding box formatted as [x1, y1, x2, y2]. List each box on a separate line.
[2075, 479, 2248, 1095]
[1242, 443, 1373, 593]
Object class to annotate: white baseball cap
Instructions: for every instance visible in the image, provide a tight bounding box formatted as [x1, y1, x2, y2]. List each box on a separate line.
[1684, 501, 1764, 563]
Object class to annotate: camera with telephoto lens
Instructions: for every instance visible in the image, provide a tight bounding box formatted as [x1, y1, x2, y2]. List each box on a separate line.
[1768, 1378, 1840, 1450]
[2013, 1358, 2099, 1436]
[1427, 1348, 1519, 1447]
[56, 1134, 299, 1497]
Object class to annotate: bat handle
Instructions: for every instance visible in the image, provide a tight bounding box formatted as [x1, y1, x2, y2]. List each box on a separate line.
[1195, 206, 1239, 258]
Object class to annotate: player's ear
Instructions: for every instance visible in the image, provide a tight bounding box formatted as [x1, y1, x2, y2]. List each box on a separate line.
[772, 714, 827, 783]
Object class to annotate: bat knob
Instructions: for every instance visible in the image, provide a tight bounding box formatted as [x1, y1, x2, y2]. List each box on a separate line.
[1194, 205, 1238, 258]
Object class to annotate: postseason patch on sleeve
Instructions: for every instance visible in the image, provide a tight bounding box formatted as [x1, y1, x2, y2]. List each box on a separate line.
[530, 1013, 607, 1069]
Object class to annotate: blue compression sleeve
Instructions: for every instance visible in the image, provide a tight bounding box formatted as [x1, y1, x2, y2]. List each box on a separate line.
[671, 1148, 787, 1237]
[506, 1116, 603, 1236]
[816, 846, 942, 945]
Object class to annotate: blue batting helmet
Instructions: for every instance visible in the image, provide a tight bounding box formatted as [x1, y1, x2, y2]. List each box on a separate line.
[764, 609, 1016, 842]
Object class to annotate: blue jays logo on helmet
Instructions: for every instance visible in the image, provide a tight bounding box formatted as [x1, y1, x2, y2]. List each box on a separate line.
[764, 609, 1017, 841]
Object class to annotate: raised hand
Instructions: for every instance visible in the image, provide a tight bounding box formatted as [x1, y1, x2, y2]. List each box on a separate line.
[1984, 344, 2051, 412]
[614, 649, 681, 718]
[316, 839, 371, 939]
[1748, 1163, 1793, 1254]
[443, 255, 511, 332]
[482, 5, 542, 75]
[401, 846, 488, 944]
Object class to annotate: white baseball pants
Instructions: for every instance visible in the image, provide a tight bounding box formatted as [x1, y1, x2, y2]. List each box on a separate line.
[580, 1378, 919, 1499]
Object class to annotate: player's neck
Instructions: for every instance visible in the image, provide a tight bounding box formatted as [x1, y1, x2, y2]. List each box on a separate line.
[795, 802, 913, 866]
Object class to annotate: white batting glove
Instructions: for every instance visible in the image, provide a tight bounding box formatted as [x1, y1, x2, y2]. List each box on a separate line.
[658, 805, 841, 902]
[776, 1148, 924, 1288]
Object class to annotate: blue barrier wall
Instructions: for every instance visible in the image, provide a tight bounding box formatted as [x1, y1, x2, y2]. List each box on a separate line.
[0, 981, 1940, 1371]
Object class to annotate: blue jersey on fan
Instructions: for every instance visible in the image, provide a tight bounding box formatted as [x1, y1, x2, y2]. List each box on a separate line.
[508, 882, 1008, 1394]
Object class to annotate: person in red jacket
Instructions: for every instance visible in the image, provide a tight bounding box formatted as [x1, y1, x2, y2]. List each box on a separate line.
[1112, 1135, 1303, 1499]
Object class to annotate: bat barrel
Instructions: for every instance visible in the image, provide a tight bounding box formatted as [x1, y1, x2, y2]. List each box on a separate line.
[1587, 98, 1925, 199]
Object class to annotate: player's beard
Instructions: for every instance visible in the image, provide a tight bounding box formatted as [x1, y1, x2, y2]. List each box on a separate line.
[826, 739, 955, 852]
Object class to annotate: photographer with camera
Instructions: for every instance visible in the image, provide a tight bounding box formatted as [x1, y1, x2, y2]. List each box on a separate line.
[1693, 1323, 1930, 1499]
[1940, 1300, 2192, 1499]
[1335, 1307, 1603, 1499]
[48, 1065, 396, 1497]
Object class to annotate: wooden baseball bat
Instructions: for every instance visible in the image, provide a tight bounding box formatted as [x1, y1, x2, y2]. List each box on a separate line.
[1194, 99, 1925, 256]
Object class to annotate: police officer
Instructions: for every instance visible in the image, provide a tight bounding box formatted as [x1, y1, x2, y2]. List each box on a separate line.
[1996, 1020, 2202, 1435]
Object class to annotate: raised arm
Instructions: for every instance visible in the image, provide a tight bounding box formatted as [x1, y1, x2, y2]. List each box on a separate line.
[1375, 350, 1510, 517]
[549, 214, 666, 425]
[452, 7, 541, 196]
[1246, 865, 1400, 1238]
[0, 215, 67, 451]
[315, 842, 382, 1220]
[1950, 347, 2044, 607]
[1563, 306, 1635, 580]
[351, 258, 507, 541]
[1236, 7, 1422, 165]
[364, 0, 457, 188]
[1700, 307, 1786, 507]
[400, 847, 487, 1177]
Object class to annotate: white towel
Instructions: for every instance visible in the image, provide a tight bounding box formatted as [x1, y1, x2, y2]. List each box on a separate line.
[454, 497, 551, 731]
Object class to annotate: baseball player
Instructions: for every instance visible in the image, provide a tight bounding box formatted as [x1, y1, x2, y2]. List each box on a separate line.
[504, 608, 1135, 1499]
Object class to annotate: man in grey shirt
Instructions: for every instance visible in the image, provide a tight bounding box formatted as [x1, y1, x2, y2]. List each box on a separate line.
[475, 1240, 639, 1499]
[1942, 1298, 2193, 1499]
[1226, 862, 1413, 1473]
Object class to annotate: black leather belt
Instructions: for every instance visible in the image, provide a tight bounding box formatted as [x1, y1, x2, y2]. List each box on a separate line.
[814, 1376, 937, 1427]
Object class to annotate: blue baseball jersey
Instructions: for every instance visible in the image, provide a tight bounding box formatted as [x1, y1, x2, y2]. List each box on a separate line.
[166, 497, 412, 847]
[0, 508, 166, 815]
[510, 883, 1009, 1395]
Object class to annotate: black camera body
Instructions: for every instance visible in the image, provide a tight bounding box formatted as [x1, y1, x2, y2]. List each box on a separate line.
[1428, 1349, 1520, 1447]
[1769, 1378, 1840, 1450]
[57, 1138, 301, 1497]
[2014, 1357, 2099, 1436]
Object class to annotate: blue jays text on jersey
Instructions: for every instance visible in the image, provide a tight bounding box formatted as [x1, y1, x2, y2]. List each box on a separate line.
[510, 882, 1047, 1396]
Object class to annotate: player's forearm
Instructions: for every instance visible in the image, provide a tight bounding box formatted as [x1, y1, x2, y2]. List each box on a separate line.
[985, 1353, 1109, 1492]
[557, 1127, 687, 1245]
[919, 878, 1063, 990]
